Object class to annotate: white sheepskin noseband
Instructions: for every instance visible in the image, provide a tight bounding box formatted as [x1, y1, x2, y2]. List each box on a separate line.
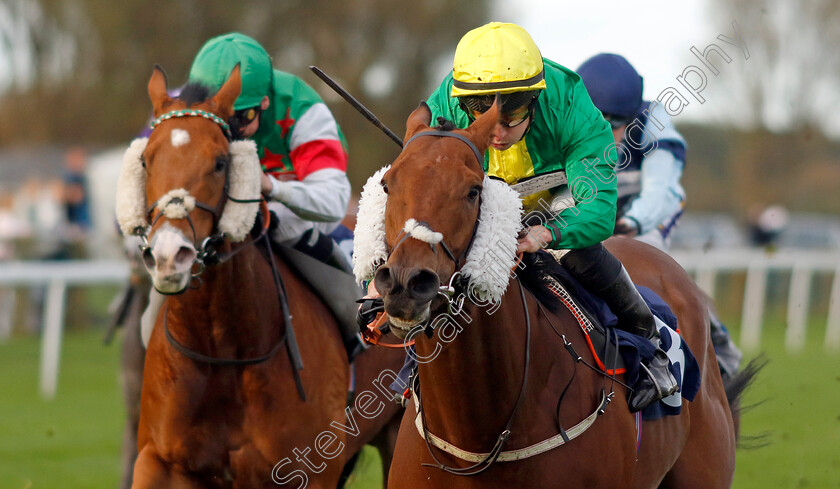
[114, 138, 261, 242]
[460, 177, 523, 303]
[157, 188, 196, 219]
[353, 167, 523, 304]
[115, 138, 150, 236]
[353, 166, 390, 284]
[218, 140, 262, 242]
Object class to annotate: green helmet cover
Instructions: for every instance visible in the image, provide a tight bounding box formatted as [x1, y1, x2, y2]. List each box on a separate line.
[189, 32, 273, 110]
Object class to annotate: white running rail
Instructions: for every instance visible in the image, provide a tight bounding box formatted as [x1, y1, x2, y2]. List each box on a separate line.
[671, 249, 840, 353]
[0, 260, 130, 399]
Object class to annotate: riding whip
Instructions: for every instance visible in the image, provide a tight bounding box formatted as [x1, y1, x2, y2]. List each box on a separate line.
[309, 66, 404, 148]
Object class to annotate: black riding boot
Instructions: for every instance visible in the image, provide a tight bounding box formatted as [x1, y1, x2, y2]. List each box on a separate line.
[293, 228, 353, 273]
[563, 244, 678, 412]
[293, 228, 363, 358]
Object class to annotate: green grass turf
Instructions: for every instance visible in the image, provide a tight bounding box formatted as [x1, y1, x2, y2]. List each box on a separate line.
[730, 319, 840, 489]
[0, 317, 838, 488]
[0, 330, 123, 489]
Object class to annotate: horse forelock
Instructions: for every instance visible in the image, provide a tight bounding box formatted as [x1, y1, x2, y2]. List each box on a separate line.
[432, 117, 457, 132]
[178, 82, 214, 107]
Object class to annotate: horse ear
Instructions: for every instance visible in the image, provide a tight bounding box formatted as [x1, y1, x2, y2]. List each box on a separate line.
[148, 65, 172, 117]
[465, 96, 500, 154]
[211, 64, 242, 121]
[404, 102, 432, 140]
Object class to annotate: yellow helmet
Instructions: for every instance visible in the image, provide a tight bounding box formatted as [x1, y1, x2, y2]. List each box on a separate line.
[451, 22, 546, 97]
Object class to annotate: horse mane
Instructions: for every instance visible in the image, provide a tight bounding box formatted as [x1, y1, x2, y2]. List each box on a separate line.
[177, 82, 214, 107]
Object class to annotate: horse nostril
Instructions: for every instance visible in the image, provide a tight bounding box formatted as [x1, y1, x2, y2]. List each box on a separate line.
[175, 246, 196, 266]
[407, 269, 439, 302]
[142, 247, 155, 270]
[374, 267, 395, 295]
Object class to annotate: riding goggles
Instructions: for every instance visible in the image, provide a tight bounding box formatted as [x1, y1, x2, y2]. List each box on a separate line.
[232, 106, 262, 127]
[461, 93, 537, 128]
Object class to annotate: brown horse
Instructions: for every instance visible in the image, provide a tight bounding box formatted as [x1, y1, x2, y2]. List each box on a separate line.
[120, 66, 403, 488]
[365, 102, 746, 488]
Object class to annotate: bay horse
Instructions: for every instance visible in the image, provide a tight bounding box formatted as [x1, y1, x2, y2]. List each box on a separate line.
[358, 102, 749, 488]
[117, 65, 403, 488]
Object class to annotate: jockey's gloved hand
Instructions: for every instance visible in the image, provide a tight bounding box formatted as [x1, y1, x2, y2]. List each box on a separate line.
[356, 297, 384, 331]
[614, 217, 640, 237]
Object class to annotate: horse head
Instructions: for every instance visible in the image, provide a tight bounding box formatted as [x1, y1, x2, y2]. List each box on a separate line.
[116, 65, 262, 294]
[359, 101, 522, 338]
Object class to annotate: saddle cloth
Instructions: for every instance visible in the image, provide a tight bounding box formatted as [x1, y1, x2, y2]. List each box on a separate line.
[391, 268, 701, 420]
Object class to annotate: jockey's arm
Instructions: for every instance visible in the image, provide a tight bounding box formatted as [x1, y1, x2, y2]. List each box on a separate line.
[263, 168, 350, 222]
[261, 101, 350, 223]
[619, 102, 686, 235]
[622, 148, 685, 235]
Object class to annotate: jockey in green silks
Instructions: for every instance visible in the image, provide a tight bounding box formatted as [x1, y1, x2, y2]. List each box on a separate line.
[425, 22, 678, 412]
[189, 32, 352, 271]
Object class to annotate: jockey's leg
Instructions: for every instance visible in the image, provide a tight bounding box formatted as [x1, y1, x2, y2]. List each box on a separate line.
[709, 309, 742, 379]
[629, 228, 743, 380]
[268, 202, 351, 272]
[561, 243, 678, 411]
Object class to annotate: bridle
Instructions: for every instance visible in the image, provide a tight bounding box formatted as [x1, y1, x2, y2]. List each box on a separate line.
[394, 129, 485, 305]
[384, 129, 612, 475]
[139, 108, 263, 284]
[139, 108, 307, 400]
[139, 171, 265, 281]
[379, 129, 526, 474]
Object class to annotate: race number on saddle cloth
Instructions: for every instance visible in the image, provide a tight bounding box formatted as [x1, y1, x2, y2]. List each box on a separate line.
[536, 256, 701, 419]
[389, 256, 701, 420]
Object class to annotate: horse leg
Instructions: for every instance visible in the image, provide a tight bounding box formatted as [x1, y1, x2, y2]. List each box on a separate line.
[369, 414, 402, 487]
[118, 281, 149, 489]
[132, 446, 206, 489]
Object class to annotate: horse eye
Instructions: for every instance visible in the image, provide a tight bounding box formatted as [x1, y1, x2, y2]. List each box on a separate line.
[140, 155, 147, 169]
[381, 181, 389, 194]
[467, 186, 481, 201]
[215, 156, 228, 173]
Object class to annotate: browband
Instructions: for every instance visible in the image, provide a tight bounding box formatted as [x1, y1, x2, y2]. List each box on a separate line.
[403, 130, 483, 166]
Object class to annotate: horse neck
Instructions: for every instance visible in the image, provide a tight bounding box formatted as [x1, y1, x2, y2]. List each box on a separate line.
[414, 280, 555, 447]
[165, 243, 282, 349]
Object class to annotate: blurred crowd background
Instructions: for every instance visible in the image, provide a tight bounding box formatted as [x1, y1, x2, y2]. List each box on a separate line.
[0, 0, 838, 333]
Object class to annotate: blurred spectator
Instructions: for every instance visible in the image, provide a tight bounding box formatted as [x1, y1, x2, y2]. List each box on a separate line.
[14, 178, 66, 259]
[63, 147, 91, 239]
[748, 204, 788, 248]
[0, 192, 31, 260]
[0, 192, 29, 340]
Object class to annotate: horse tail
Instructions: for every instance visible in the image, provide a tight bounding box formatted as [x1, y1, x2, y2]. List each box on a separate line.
[723, 355, 769, 448]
